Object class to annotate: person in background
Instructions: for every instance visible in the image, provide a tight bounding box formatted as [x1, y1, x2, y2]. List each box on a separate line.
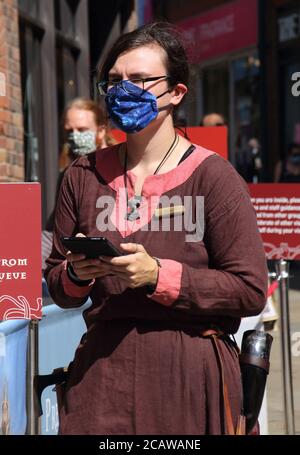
[58, 97, 115, 171]
[236, 137, 262, 183]
[200, 112, 226, 127]
[45, 22, 267, 435]
[274, 142, 300, 183]
[42, 98, 115, 270]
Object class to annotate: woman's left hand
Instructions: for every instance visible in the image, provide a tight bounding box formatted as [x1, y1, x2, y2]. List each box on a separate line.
[100, 243, 159, 289]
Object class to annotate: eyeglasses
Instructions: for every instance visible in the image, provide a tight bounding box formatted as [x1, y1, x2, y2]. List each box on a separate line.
[97, 75, 170, 96]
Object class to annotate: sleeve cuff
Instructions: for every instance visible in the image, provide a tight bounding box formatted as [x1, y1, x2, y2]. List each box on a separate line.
[147, 259, 182, 306]
[61, 260, 95, 298]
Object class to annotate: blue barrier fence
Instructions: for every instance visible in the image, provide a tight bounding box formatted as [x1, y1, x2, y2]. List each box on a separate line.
[0, 319, 28, 435]
[0, 298, 90, 435]
[39, 301, 90, 434]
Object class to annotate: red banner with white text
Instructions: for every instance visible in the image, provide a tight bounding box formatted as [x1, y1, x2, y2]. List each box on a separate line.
[249, 184, 300, 260]
[0, 183, 42, 320]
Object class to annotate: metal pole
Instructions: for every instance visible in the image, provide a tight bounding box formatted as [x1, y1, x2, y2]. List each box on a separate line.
[26, 319, 39, 435]
[275, 259, 295, 435]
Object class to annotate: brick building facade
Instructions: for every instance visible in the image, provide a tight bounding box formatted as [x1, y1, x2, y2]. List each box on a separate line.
[0, 0, 136, 224]
[0, 0, 24, 182]
[1, 0, 298, 190]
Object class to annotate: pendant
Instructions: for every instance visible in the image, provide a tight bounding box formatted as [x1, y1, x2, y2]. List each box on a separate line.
[126, 195, 142, 221]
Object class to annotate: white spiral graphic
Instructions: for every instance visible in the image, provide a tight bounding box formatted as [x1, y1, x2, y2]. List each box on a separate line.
[0, 295, 42, 320]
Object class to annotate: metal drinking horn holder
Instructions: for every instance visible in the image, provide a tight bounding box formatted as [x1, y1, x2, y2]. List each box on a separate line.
[239, 330, 273, 434]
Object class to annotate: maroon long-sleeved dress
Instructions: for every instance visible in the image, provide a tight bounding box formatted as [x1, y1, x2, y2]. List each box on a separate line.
[45, 144, 268, 435]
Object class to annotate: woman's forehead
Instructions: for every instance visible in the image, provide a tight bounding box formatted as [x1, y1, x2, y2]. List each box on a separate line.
[110, 45, 167, 75]
[65, 108, 95, 128]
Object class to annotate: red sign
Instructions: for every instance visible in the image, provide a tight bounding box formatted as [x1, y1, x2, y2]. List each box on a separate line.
[249, 184, 300, 260]
[111, 126, 228, 160]
[177, 0, 257, 63]
[0, 183, 42, 320]
[183, 126, 228, 160]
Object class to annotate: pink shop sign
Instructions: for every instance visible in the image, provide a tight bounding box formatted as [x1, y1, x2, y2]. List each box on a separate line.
[177, 0, 258, 63]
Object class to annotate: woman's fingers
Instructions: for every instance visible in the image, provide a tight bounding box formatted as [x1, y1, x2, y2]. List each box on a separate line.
[120, 243, 145, 254]
[66, 252, 86, 263]
[66, 242, 155, 287]
[72, 258, 107, 269]
[74, 266, 115, 280]
[78, 271, 111, 280]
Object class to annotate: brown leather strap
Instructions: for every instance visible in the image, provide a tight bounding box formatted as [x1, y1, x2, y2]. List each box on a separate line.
[235, 414, 246, 435]
[201, 329, 222, 337]
[201, 329, 245, 435]
[211, 335, 236, 435]
[240, 353, 270, 373]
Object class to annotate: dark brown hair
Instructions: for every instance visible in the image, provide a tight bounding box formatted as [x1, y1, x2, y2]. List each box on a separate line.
[98, 22, 189, 89]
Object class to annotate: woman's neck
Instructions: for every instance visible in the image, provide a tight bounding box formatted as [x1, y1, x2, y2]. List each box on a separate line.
[125, 116, 177, 169]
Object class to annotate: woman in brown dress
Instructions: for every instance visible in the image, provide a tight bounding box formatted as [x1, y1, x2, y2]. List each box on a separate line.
[45, 22, 268, 435]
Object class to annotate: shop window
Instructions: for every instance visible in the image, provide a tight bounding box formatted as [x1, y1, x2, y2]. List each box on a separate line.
[233, 52, 261, 150]
[18, 0, 39, 18]
[56, 44, 78, 139]
[19, 22, 43, 182]
[202, 63, 229, 124]
[54, 0, 79, 39]
[282, 61, 300, 149]
[55, 0, 80, 143]
[233, 52, 261, 183]
[201, 51, 261, 181]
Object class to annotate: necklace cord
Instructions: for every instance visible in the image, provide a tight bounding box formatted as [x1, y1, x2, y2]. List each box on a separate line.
[123, 132, 178, 220]
[153, 133, 179, 174]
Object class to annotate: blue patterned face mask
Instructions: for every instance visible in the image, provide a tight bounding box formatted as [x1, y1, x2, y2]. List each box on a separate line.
[105, 80, 169, 134]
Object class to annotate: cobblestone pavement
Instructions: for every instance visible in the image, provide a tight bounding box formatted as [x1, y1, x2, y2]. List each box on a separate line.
[267, 288, 300, 435]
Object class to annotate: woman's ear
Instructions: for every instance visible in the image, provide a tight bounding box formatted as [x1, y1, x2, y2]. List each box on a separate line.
[170, 83, 188, 107]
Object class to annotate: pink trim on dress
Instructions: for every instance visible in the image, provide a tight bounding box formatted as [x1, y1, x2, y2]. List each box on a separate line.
[147, 259, 182, 306]
[61, 260, 94, 298]
[95, 144, 215, 237]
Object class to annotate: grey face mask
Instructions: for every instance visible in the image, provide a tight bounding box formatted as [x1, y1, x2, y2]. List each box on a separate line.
[67, 130, 97, 155]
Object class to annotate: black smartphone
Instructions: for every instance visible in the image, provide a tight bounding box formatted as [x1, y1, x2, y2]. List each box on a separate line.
[61, 236, 123, 258]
